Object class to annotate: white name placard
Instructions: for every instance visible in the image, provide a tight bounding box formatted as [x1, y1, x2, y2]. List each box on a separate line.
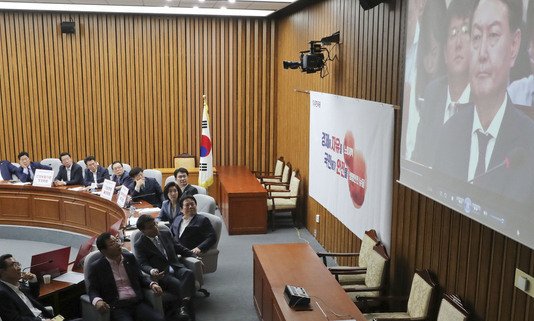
[32, 169, 54, 187]
[116, 185, 129, 208]
[100, 179, 116, 201]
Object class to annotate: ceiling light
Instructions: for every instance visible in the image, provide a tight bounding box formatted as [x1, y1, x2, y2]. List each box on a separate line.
[0, 2, 274, 17]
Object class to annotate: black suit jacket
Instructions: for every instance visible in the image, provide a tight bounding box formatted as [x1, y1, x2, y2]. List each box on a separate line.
[88, 252, 151, 307]
[54, 163, 84, 185]
[112, 171, 135, 191]
[83, 165, 110, 186]
[182, 184, 198, 196]
[433, 99, 534, 204]
[412, 76, 472, 166]
[17, 162, 52, 182]
[171, 214, 216, 253]
[134, 229, 195, 275]
[0, 281, 53, 321]
[131, 177, 164, 208]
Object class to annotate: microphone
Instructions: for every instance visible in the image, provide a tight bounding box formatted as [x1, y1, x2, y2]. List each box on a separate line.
[23, 259, 53, 271]
[468, 147, 525, 183]
[131, 193, 156, 200]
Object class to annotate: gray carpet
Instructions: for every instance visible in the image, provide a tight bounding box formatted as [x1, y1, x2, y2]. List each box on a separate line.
[193, 211, 332, 321]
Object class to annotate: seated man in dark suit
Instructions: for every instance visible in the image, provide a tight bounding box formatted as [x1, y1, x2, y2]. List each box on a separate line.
[83, 156, 110, 187]
[0, 254, 54, 321]
[135, 214, 197, 321]
[171, 195, 216, 256]
[0, 160, 19, 181]
[88, 232, 165, 321]
[129, 167, 164, 208]
[110, 161, 134, 192]
[53, 152, 83, 186]
[174, 168, 198, 196]
[16, 152, 52, 183]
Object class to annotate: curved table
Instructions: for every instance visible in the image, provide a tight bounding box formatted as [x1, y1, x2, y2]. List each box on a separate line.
[0, 183, 125, 237]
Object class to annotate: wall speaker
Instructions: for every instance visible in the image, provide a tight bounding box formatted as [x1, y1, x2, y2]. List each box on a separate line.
[61, 21, 75, 34]
[360, 0, 387, 10]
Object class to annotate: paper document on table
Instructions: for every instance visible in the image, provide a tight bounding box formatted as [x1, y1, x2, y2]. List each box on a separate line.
[53, 271, 84, 284]
[137, 208, 161, 214]
[11, 182, 31, 185]
[68, 187, 86, 192]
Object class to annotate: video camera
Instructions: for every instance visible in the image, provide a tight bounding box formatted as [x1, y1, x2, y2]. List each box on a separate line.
[282, 31, 339, 75]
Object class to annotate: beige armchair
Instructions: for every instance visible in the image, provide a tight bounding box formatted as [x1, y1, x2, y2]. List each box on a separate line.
[317, 229, 381, 285]
[363, 269, 437, 321]
[173, 153, 195, 169]
[437, 294, 469, 321]
[342, 245, 389, 312]
[254, 156, 284, 182]
[266, 170, 301, 230]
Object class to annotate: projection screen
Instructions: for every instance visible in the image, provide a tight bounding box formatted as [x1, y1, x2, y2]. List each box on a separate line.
[399, 0, 534, 249]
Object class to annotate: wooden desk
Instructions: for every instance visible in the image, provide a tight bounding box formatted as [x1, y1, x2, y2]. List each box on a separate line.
[0, 183, 125, 235]
[153, 167, 219, 202]
[253, 243, 366, 321]
[216, 166, 267, 235]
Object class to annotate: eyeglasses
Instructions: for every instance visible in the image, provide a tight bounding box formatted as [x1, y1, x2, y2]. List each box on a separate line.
[449, 25, 469, 39]
[108, 238, 123, 246]
[9, 262, 21, 268]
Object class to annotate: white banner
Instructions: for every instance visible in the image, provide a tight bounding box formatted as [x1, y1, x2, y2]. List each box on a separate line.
[309, 92, 394, 248]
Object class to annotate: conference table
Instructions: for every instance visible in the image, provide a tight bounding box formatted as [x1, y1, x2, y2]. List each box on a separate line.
[253, 243, 366, 321]
[0, 182, 150, 318]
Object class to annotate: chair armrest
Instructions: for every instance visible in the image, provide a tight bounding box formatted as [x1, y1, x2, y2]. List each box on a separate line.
[373, 318, 427, 321]
[266, 188, 290, 193]
[330, 267, 366, 275]
[80, 294, 110, 321]
[357, 295, 409, 303]
[143, 289, 163, 314]
[317, 252, 361, 266]
[264, 182, 289, 187]
[344, 286, 383, 292]
[267, 195, 300, 200]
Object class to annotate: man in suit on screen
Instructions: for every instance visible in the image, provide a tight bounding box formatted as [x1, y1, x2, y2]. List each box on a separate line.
[434, 0, 534, 205]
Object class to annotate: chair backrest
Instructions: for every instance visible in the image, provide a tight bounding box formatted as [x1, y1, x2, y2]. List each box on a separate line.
[77, 160, 86, 178]
[107, 163, 131, 177]
[364, 245, 389, 288]
[40, 158, 62, 177]
[288, 170, 300, 197]
[11, 162, 20, 180]
[83, 250, 103, 292]
[359, 229, 381, 268]
[200, 212, 222, 250]
[173, 153, 195, 169]
[191, 184, 207, 195]
[164, 175, 176, 186]
[437, 294, 469, 321]
[143, 169, 163, 187]
[407, 269, 437, 318]
[273, 157, 285, 177]
[194, 194, 216, 214]
[281, 162, 292, 184]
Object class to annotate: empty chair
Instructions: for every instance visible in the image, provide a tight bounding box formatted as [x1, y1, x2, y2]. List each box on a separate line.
[437, 294, 469, 321]
[255, 156, 284, 183]
[263, 162, 292, 190]
[266, 170, 301, 230]
[194, 194, 216, 214]
[362, 269, 437, 321]
[40, 158, 62, 177]
[173, 153, 195, 168]
[342, 245, 389, 311]
[143, 169, 163, 187]
[317, 229, 380, 285]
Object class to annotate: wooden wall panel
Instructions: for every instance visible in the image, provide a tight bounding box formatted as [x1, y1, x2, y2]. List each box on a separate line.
[275, 0, 534, 320]
[0, 12, 276, 173]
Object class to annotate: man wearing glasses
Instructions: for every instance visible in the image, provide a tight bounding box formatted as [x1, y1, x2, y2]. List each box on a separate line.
[412, 0, 474, 166]
[110, 161, 134, 192]
[0, 254, 54, 321]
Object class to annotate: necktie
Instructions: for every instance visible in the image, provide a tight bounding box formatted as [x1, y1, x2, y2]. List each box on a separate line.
[447, 102, 458, 121]
[154, 237, 167, 259]
[28, 167, 33, 180]
[475, 130, 493, 179]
